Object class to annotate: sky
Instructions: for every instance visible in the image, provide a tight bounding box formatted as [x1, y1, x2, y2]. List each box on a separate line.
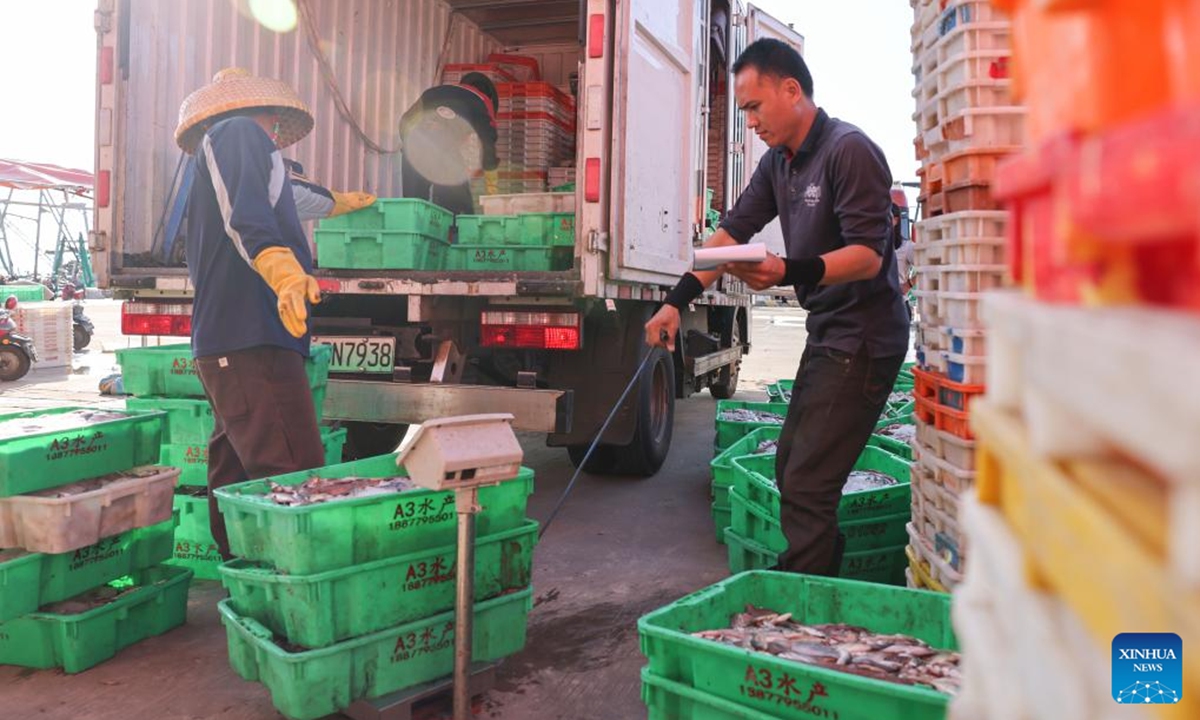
[0, 0, 920, 274]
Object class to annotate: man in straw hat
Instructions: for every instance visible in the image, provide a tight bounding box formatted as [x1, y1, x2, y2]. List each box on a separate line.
[175, 68, 341, 559]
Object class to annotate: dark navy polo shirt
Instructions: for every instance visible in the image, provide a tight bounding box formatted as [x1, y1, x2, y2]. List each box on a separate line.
[719, 109, 910, 358]
[186, 116, 312, 359]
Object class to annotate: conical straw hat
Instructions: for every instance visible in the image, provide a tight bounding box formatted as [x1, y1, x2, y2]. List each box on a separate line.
[175, 68, 313, 153]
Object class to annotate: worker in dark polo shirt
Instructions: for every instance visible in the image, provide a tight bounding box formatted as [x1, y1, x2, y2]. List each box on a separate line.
[175, 68, 328, 559]
[646, 39, 909, 577]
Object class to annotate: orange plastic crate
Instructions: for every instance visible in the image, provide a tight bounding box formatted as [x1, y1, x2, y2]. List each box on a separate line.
[912, 366, 941, 401]
[994, 0, 1174, 143]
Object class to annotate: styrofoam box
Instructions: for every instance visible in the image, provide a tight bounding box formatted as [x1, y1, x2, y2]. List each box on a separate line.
[943, 326, 987, 356]
[0, 466, 179, 554]
[945, 351, 987, 385]
[937, 20, 1012, 61]
[12, 302, 73, 368]
[936, 49, 1011, 91]
[938, 80, 1015, 118]
[940, 264, 1007, 293]
[480, 192, 573, 215]
[940, 238, 1006, 264]
[939, 292, 985, 327]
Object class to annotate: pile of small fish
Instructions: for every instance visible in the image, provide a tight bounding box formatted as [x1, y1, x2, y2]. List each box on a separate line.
[719, 409, 786, 424]
[780, 390, 792, 403]
[755, 439, 779, 454]
[888, 391, 911, 406]
[694, 607, 962, 695]
[876, 423, 916, 443]
[30, 467, 163, 499]
[0, 409, 128, 440]
[843, 470, 898, 494]
[265, 476, 420, 506]
[41, 584, 135, 615]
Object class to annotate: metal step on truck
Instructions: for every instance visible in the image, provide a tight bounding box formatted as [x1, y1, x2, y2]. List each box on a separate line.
[91, 0, 804, 475]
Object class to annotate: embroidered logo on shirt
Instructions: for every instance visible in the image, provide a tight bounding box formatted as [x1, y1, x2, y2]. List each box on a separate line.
[804, 183, 822, 208]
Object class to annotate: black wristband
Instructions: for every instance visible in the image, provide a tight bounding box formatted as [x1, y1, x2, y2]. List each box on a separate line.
[664, 272, 705, 311]
[781, 257, 826, 288]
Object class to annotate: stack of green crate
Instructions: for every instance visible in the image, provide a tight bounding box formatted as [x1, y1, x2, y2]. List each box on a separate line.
[709, 426, 781, 546]
[0, 284, 50, 302]
[314, 198, 453, 270]
[451, 213, 574, 271]
[724, 446, 913, 586]
[211, 454, 538, 720]
[0, 406, 193, 673]
[116, 343, 338, 580]
[638, 571, 957, 720]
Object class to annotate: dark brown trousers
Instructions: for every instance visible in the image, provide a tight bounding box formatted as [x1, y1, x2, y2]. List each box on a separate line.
[196, 345, 324, 559]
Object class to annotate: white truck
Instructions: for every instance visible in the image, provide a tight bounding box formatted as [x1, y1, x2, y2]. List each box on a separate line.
[91, 0, 804, 474]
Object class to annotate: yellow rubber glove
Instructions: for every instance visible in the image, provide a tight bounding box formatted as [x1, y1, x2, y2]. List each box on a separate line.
[484, 170, 499, 195]
[329, 190, 377, 217]
[251, 247, 322, 338]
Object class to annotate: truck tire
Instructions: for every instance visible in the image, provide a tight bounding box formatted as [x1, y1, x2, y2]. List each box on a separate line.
[341, 421, 410, 461]
[73, 324, 91, 350]
[0, 347, 31, 382]
[614, 346, 676, 476]
[565, 443, 620, 473]
[710, 310, 741, 400]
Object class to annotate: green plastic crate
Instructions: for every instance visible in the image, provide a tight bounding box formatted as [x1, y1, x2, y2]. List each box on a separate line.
[316, 198, 453, 237]
[735, 446, 912, 524]
[455, 215, 522, 245]
[0, 514, 177, 624]
[0, 565, 192, 673]
[125, 396, 214, 445]
[219, 587, 533, 720]
[446, 244, 572, 272]
[711, 498, 730, 546]
[163, 426, 347, 487]
[0, 284, 49, 302]
[167, 492, 223, 580]
[638, 570, 955, 720]
[713, 401, 789, 451]
[710, 426, 780, 493]
[116, 343, 331, 399]
[0, 407, 164, 496]
[516, 213, 575, 246]
[728, 486, 909, 554]
[765, 379, 794, 402]
[215, 454, 535, 575]
[643, 668, 785, 720]
[724, 528, 907, 585]
[219, 520, 537, 648]
[872, 413, 915, 461]
[314, 229, 448, 270]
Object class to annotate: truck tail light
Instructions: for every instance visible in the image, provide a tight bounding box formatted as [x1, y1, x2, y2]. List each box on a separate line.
[588, 14, 605, 58]
[99, 46, 114, 85]
[121, 301, 192, 336]
[480, 310, 581, 350]
[585, 158, 601, 202]
[96, 170, 111, 208]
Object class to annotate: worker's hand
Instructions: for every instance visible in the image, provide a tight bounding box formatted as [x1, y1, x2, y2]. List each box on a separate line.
[726, 252, 786, 291]
[329, 191, 377, 217]
[644, 305, 680, 352]
[484, 170, 500, 195]
[251, 247, 323, 338]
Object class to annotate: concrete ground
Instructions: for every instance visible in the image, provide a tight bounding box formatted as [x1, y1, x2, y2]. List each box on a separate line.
[0, 300, 812, 720]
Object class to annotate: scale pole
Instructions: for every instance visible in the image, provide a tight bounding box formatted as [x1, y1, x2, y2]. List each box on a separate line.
[453, 489, 478, 720]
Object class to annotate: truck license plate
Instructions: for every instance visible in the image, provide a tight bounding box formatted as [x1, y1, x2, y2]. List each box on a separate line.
[313, 336, 395, 374]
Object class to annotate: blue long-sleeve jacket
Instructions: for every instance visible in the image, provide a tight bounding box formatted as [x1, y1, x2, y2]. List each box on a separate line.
[186, 116, 313, 358]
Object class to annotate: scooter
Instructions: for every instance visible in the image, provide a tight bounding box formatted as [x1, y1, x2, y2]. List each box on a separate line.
[0, 296, 37, 382]
[61, 283, 94, 350]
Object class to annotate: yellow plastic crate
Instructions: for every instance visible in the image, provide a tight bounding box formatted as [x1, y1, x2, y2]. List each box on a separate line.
[971, 400, 1200, 713]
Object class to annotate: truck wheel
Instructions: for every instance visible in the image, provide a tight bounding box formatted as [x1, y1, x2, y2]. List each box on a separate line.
[0, 347, 31, 382]
[565, 443, 620, 473]
[614, 347, 675, 477]
[341, 421, 410, 461]
[710, 311, 741, 400]
[73, 324, 91, 350]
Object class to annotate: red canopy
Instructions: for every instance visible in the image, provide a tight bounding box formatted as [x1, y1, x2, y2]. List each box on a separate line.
[0, 159, 92, 193]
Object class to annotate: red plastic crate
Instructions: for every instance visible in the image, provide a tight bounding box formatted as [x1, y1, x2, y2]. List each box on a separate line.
[995, 0, 1174, 143]
[912, 366, 940, 401]
[487, 53, 541, 81]
[497, 82, 575, 109]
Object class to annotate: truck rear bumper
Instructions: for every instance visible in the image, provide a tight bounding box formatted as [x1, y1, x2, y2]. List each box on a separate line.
[323, 380, 573, 434]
